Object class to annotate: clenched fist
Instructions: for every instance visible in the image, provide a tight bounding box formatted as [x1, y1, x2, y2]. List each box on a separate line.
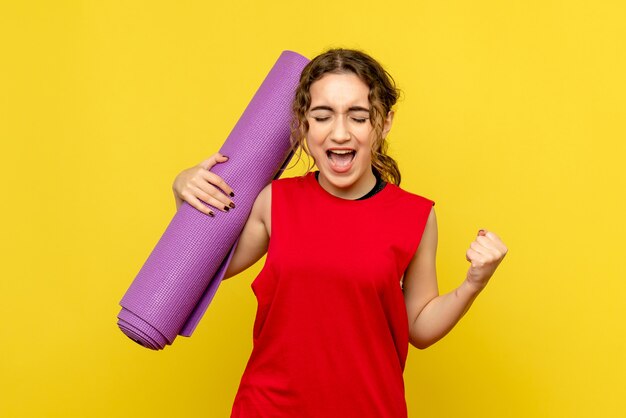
[465, 230, 508, 291]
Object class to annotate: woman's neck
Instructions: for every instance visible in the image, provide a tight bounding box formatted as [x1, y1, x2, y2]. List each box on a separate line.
[315, 169, 379, 200]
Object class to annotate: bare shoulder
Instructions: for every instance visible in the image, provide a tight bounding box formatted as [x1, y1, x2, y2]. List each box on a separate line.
[424, 206, 437, 237]
[222, 183, 272, 279]
[252, 182, 272, 237]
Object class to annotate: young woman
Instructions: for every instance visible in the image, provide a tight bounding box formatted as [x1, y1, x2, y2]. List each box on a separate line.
[172, 49, 507, 417]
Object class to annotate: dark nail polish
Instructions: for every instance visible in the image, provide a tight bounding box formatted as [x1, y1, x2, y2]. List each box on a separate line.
[208, 211, 215, 217]
[230, 192, 235, 197]
[229, 202, 236, 209]
[224, 206, 229, 212]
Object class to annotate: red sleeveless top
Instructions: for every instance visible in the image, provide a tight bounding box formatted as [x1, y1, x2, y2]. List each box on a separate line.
[231, 172, 434, 418]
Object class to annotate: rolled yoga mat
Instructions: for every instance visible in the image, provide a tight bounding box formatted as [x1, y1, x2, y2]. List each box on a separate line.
[117, 50, 310, 350]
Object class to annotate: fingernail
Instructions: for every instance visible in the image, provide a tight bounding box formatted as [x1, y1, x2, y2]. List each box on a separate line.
[230, 192, 235, 197]
[224, 206, 230, 212]
[208, 211, 215, 217]
[478, 229, 486, 235]
[229, 202, 236, 209]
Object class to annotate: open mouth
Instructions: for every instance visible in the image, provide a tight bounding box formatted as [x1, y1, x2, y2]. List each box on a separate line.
[326, 149, 356, 168]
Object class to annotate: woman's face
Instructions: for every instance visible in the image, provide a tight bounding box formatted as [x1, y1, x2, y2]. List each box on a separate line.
[306, 72, 392, 198]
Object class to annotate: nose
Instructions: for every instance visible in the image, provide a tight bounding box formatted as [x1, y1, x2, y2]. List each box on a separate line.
[330, 116, 351, 143]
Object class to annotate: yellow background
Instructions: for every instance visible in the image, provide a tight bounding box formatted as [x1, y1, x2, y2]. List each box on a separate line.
[1, 1, 624, 417]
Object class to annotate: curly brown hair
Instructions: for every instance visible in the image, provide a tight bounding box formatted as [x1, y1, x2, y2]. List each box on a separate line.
[289, 48, 402, 185]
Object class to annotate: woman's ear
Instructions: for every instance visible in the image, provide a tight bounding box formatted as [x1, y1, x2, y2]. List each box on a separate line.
[382, 110, 395, 138]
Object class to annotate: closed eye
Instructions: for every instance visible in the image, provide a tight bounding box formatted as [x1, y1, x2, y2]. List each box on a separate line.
[312, 116, 368, 123]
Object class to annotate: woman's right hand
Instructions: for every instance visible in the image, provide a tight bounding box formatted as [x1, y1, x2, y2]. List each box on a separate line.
[172, 153, 236, 216]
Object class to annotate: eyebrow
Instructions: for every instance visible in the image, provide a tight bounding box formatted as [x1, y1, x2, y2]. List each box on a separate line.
[309, 105, 370, 113]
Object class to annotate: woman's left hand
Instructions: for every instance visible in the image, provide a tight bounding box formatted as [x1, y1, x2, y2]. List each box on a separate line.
[465, 229, 508, 291]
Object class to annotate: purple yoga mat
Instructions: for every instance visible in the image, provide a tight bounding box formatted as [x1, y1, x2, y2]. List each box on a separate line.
[117, 50, 310, 350]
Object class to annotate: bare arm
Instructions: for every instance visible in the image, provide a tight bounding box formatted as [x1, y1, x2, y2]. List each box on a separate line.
[222, 184, 271, 279]
[403, 208, 507, 349]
